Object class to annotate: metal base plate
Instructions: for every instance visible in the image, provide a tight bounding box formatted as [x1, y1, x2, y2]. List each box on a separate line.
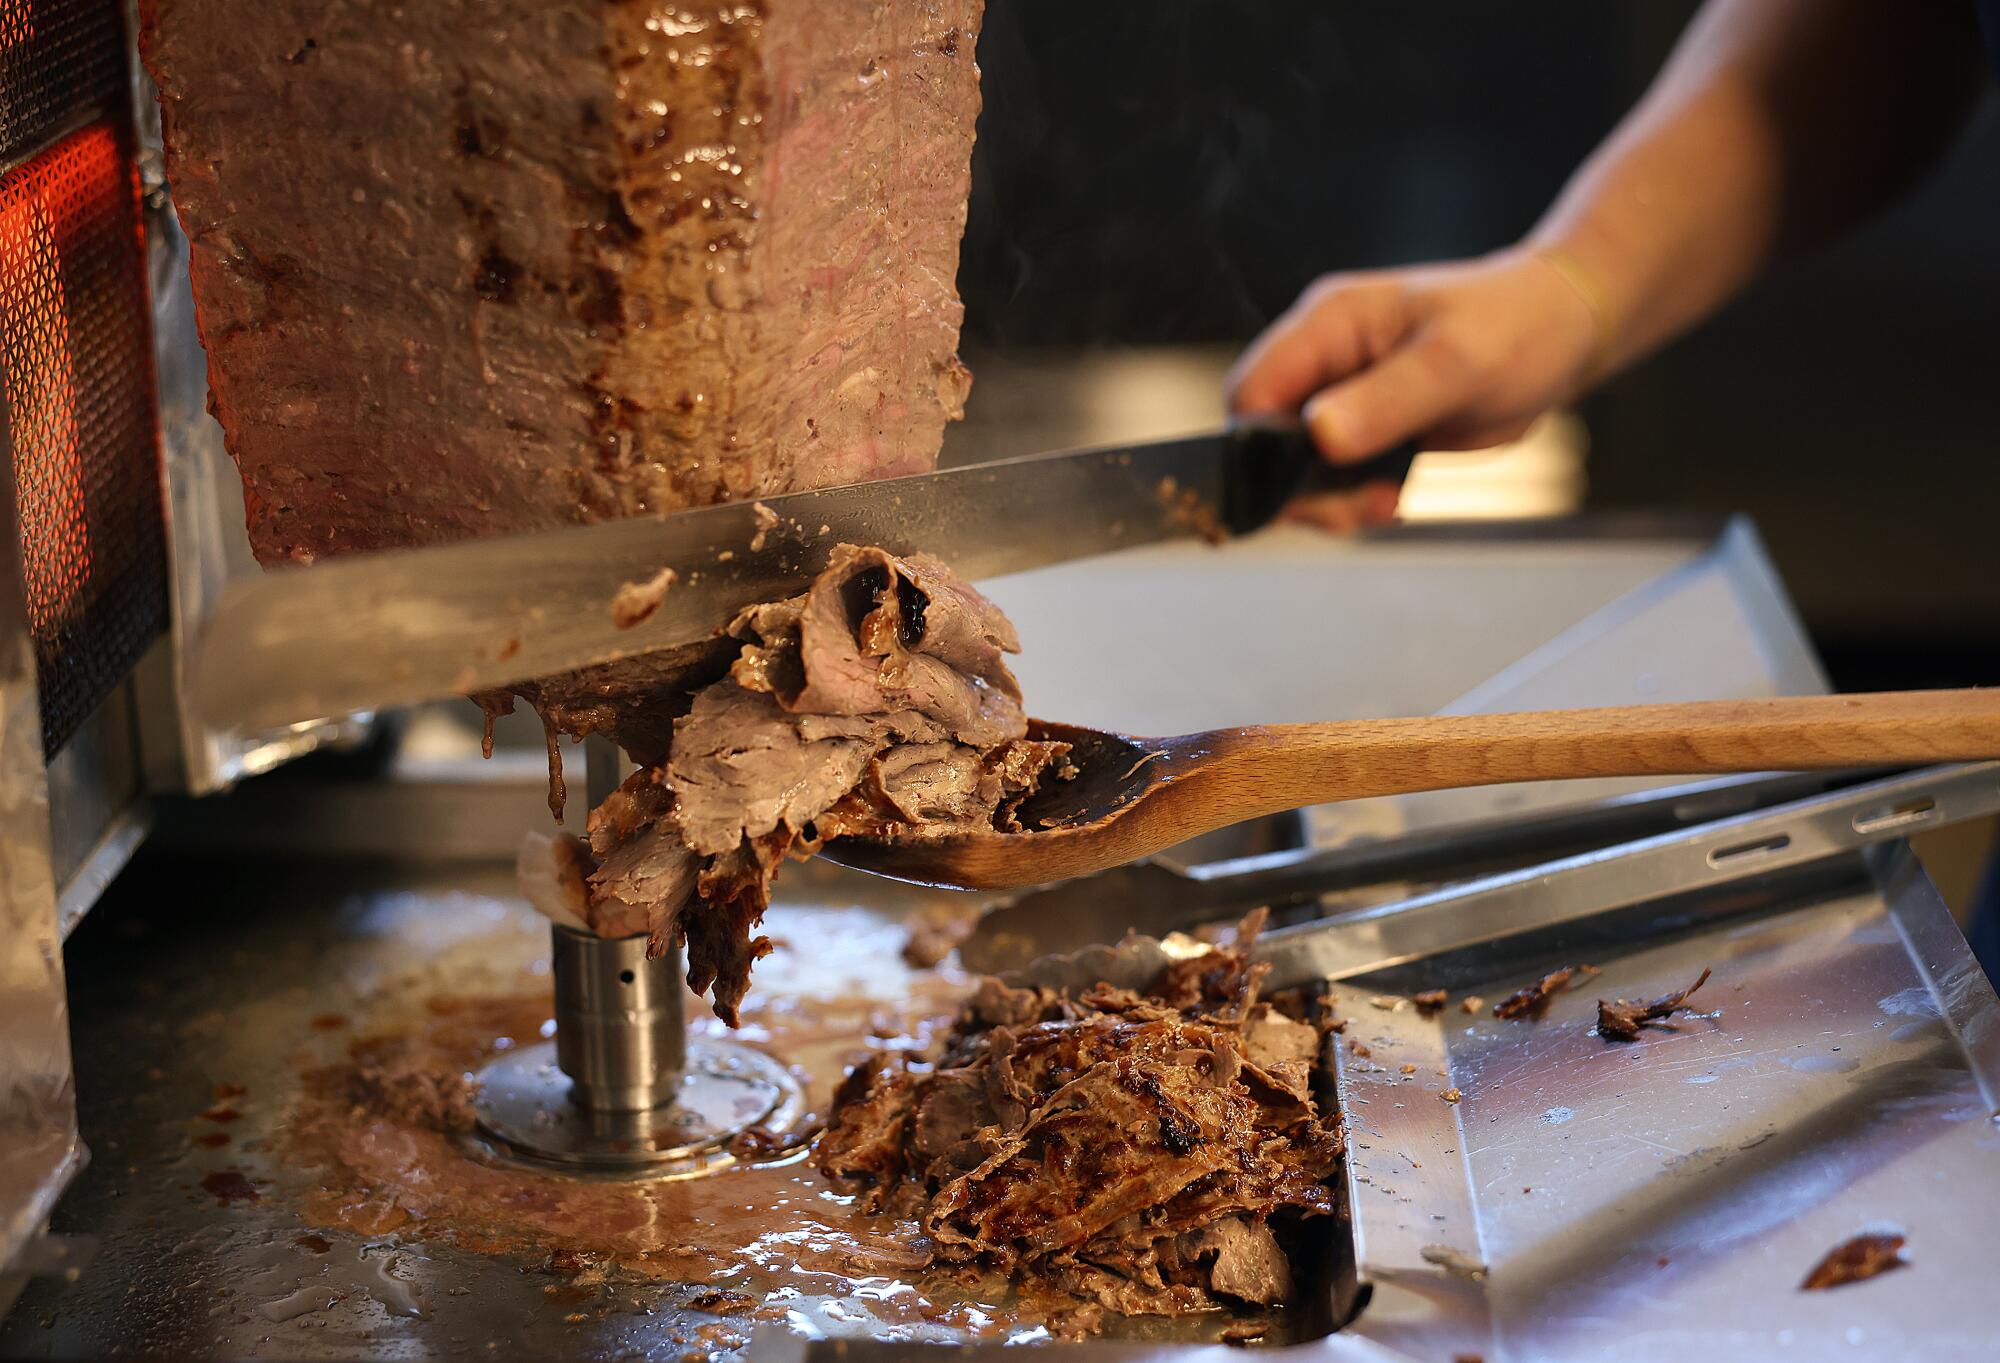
[471, 1037, 805, 1180]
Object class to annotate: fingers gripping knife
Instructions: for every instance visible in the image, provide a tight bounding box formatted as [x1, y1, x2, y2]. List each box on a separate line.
[470, 738, 805, 1177]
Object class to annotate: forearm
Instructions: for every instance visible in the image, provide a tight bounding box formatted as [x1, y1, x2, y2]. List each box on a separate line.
[1528, 0, 1978, 377]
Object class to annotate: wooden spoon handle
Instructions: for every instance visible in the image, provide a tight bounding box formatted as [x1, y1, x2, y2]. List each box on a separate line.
[1202, 689, 2000, 811]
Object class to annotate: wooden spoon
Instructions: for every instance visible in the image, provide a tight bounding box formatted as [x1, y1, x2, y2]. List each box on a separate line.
[817, 689, 2000, 890]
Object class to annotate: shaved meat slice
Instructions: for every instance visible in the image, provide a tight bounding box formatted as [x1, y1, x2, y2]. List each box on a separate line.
[1596, 967, 1713, 1041]
[817, 918, 1342, 1332]
[520, 547, 1071, 1024]
[515, 831, 593, 933]
[1186, 1217, 1294, 1305]
[1493, 964, 1598, 1020]
[814, 1055, 917, 1212]
[1801, 1232, 1907, 1290]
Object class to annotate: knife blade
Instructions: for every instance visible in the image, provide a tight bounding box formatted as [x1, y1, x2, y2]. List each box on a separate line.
[188, 423, 1414, 733]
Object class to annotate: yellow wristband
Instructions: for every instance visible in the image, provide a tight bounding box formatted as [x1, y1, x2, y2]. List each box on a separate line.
[1530, 244, 1617, 382]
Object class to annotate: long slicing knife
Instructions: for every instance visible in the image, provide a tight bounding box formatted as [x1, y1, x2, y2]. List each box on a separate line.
[188, 425, 1414, 733]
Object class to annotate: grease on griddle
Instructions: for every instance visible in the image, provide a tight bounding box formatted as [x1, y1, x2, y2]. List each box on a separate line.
[1492, 965, 1598, 1020]
[1801, 1232, 1906, 1290]
[285, 980, 1023, 1336]
[686, 1286, 757, 1315]
[200, 1170, 260, 1204]
[1595, 967, 1713, 1041]
[725, 1124, 816, 1163]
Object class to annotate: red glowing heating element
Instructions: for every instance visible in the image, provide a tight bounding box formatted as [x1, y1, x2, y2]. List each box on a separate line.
[0, 2, 30, 53]
[0, 116, 168, 755]
[0, 127, 91, 639]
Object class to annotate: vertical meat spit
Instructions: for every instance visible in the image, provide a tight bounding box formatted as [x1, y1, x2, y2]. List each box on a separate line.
[470, 738, 804, 1178]
[548, 926, 687, 1114]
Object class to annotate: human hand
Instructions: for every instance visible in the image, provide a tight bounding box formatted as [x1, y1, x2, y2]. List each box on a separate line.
[1226, 247, 1605, 530]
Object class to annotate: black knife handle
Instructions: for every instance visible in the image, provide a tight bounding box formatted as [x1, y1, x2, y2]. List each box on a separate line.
[1221, 417, 1419, 535]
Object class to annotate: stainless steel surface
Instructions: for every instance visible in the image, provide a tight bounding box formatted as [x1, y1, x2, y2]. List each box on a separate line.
[547, 926, 686, 1112]
[1254, 762, 2000, 991]
[0, 862, 1063, 1356]
[0, 379, 85, 1294]
[1002, 764, 2000, 995]
[44, 675, 148, 936]
[475, 1033, 808, 1179]
[1332, 844, 2000, 1363]
[983, 513, 1810, 747]
[131, 63, 364, 796]
[1295, 516, 1827, 859]
[187, 426, 1363, 736]
[12, 841, 1999, 1359]
[962, 769, 1844, 973]
[15, 522, 1996, 1358]
[966, 516, 1826, 971]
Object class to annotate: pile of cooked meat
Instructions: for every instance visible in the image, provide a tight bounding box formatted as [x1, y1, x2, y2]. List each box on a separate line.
[520, 545, 1073, 1023]
[816, 917, 1343, 1328]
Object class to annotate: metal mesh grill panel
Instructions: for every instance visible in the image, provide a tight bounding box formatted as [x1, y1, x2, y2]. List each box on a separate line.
[0, 0, 127, 168]
[0, 121, 166, 755]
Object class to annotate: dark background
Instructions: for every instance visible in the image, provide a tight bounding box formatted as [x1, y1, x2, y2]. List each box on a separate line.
[954, 1, 2000, 692]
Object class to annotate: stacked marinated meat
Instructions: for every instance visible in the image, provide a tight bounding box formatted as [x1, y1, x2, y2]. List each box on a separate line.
[142, 0, 985, 731]
[817, 920, 1343, 1327]
[145, 0, 1011, 1020]
[521, 546, 1072, 1024]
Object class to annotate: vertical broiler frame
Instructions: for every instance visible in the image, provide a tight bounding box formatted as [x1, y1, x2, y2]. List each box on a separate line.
[0, 0, 157, 1303]
[0, 0, 358, 1303]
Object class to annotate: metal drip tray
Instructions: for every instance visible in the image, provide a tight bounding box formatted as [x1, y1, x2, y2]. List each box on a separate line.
[7, 518, 1997, 1360]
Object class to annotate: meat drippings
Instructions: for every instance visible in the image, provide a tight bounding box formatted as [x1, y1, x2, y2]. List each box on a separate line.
[815, 915, 1343, 1332]
[520, 546, 1071, 1026]
[283, 956, 1034, 1345]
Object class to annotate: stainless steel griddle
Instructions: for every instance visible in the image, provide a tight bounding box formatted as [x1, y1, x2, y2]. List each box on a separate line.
[9, 519, 1997, 1361]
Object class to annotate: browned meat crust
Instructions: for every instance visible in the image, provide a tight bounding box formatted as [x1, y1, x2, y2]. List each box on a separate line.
[144, 0, 982, 555]
[569, 546, 1070, 1025]
[1595, 967, 1713, 1042]
[143, 0, 985, 738]
[1492, 964, 1598, 1020]
[815, 918, 1342, 1329]
[1800, 1232, 1906, 1290]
